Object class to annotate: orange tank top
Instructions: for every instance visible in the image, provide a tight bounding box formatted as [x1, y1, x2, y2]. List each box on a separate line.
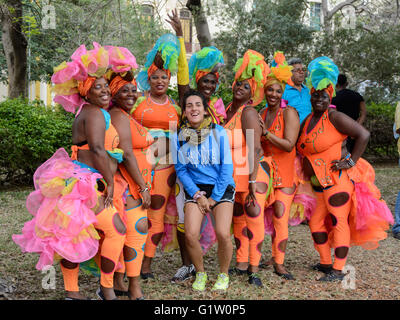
[71, 108, 121, 162]
[297, 109, 347, 187]
[131, 95, 180, 137]
[260, 106, 296, 188]
[118, 108, 154, 199]
[223, 104, 250, 192]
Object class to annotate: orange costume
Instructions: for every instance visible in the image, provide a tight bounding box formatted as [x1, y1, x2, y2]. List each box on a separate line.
[260, 103, 297, 265]
[298, 107, 393, 271]
[63, 107, 126, 291]
[298, 56, 394, 275]
[131, 94, 180, 259]
[116, 106, 154, 278]
[224, 104, 272, 268]
[297, 108, 352, 270]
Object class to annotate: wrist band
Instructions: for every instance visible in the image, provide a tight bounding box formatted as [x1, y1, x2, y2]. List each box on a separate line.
[264, 131, 271, 140]
[193, 191, 207, 200]
[249, 180, 257, 184]
[344, 153, 351, 160]
[347, 157, 356, 167]
[139, 186, 149, 194]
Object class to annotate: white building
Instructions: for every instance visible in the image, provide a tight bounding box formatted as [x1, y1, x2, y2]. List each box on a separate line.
[0, 0, 326, 104]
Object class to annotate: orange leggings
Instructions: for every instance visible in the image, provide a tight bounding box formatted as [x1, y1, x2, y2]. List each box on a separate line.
[233, 165, 270, 267]
[271, 187, 296, 265]
[117, 200, 148, 277]
[309, 172, 354, 271]
[144, 165, 176, 258]
[60, 205, 126, 290]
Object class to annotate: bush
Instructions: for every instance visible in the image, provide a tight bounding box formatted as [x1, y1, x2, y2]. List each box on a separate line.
[363, 102, 397, 162]
[0, 98, 73, 186]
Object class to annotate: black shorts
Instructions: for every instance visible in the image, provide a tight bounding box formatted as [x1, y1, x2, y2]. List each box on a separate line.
[184, 184, 236, 208]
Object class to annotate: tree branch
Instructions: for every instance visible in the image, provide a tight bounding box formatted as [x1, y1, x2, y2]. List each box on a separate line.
[327, 0, 359, 19]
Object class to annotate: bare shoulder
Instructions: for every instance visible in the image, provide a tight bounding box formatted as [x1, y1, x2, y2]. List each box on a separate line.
[327, 108, 344, 122]
[109, 107, 124, 119]
[283, 105, 300, 121]
[242, 105, 259, 117]
[284, 105, 299, 116]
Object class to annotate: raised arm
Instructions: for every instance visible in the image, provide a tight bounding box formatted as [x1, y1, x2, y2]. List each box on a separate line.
[166, 9, 190, 106]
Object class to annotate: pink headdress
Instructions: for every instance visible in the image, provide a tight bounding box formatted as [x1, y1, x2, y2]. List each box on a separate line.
[51, 42, 110, 114]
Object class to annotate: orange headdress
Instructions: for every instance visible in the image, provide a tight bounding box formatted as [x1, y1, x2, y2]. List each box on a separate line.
[109, 75, 137, 97]
[77, 76, 97, 97]
[147, 63, 171, 79]
[265, 51, 293, 91]
[232, 49, 270, 106]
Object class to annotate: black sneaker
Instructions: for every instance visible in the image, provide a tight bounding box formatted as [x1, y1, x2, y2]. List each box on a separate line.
[311, 263, 333, 274]
[273, 269, 295, 280]
[229, 267, 251, 276]
[171, 264, 196, 283]
[248, 273, 263, 287]
[393, 232, 400, 240]
[318, 271, 345, 282]
[140, 272, 155, 280]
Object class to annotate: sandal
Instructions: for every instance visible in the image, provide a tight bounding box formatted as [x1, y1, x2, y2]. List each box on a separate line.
[96, 287, 118, 300]
[273, 266, 295, 280]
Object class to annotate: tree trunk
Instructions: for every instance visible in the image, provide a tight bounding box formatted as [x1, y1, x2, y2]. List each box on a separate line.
[1, 0, 27, 98]
[186, 0, 213, 48]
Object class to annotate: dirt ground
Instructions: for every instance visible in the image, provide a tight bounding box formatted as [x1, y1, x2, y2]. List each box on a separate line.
[0, 166, 399, 300]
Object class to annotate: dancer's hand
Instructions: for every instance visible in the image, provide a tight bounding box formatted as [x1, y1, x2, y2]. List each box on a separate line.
[166, 9, 183, 37]
[258, 114, 268, 136]
[331, 159, 351, 171]
[104, 183, 114, 208]
[208, 197, 217, 209]
[141, 189, 151, 209]
[197, 196, 211, 215]
[245, 183, 257, 208]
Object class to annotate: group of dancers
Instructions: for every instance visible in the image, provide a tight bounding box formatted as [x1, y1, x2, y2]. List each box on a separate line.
[12, 11, 394, 299]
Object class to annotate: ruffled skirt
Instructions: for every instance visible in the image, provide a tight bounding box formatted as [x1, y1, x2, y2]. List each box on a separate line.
[12, 148, 101, 270]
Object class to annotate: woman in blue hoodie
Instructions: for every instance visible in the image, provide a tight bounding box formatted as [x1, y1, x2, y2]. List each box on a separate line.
[173, 90, 235, 292]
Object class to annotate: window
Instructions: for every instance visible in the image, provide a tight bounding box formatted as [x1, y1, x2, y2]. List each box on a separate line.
[141, 4, 154, 19]
[180, 8, 192, 53]
[310, 2, 321, 31]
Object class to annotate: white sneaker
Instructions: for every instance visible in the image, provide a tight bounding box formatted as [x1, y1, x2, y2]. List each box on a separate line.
[171, 264, 196, 283]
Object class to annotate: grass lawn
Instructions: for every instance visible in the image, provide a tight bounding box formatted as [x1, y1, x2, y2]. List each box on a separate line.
[1, 165, 399, 300]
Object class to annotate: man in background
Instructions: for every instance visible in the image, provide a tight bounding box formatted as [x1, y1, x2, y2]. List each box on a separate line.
[392, 101, 400, 240]
[283, 58, 311, 124]
[332, 74, 367, 152]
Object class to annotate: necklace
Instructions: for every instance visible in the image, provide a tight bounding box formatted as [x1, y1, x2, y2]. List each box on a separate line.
[179, 117, 213, 145]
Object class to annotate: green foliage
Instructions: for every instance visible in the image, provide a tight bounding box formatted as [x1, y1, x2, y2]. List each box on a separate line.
[214, 82, 233, 106]
[1, 0, 168, 83]
[0, 98, 73, 185]
[313, 23, 400, 104]
[209, 0, 314, 83]
[363, 102, 397, 162]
